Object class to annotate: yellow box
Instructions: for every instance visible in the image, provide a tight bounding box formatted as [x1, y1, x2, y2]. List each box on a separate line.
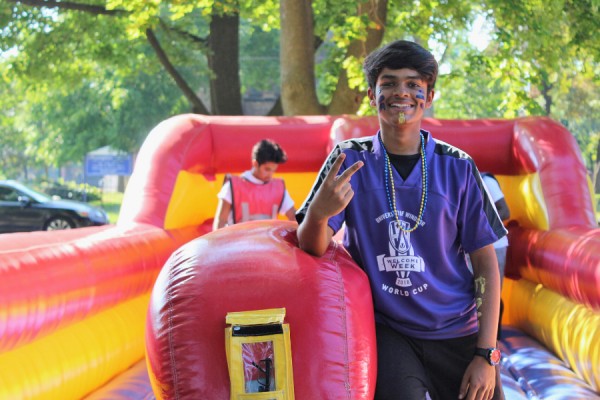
[225, 308, 295, 400]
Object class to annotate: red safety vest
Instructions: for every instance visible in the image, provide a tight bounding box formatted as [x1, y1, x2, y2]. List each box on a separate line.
[227, 175, 285, 224]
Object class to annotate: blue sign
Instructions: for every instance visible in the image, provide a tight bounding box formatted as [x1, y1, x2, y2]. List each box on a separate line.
[85, 154, 133, 176]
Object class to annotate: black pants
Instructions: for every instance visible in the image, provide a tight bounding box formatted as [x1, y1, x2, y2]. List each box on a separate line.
[374, 323, 503, 400]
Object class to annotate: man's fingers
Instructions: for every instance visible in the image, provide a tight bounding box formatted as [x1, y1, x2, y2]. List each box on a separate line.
[340, 182, 354, 199]
[324, 153, 346, 183]
[458, 376, 469, 399]
[336, 160, 364, 183]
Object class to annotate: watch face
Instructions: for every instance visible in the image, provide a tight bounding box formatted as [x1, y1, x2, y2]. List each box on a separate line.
[490, 348, 501, 365]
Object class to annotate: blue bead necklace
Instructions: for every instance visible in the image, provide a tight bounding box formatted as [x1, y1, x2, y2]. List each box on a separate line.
[379, 132, 428, 233]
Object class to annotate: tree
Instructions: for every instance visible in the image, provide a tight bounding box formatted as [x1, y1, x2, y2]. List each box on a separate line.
[1, 0, 597, 177]
[279, 0, 322, 115]
[436, 1, 599, 189]
[1, 0, 390, 118]
[0, 72, 51, 179]
[317, 0, 388, 115]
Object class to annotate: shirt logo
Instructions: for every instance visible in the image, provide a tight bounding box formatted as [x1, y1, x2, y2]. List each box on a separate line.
[377, 220, 425, 287]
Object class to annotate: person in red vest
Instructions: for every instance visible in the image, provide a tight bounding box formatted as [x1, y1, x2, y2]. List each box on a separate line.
[213, 139, 296, 230]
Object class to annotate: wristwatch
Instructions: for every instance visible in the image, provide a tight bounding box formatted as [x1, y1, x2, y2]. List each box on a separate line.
[474, 347, 501, 366]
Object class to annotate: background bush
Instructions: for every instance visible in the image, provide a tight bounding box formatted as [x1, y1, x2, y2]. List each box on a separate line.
[35, 179, 102, 202]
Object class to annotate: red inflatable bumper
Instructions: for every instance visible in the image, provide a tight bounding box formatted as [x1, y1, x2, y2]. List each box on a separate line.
[146, 221, 377, 399]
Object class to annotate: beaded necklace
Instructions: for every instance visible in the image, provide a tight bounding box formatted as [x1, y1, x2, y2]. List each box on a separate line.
[379, 131, 428, 233]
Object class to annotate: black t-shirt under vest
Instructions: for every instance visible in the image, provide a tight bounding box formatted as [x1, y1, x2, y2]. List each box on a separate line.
[387, 152, 420, 180]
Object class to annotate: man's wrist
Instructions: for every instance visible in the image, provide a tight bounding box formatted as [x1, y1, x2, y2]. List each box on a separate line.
[305, 207, 331, 225]
[474, 347, 501, 366]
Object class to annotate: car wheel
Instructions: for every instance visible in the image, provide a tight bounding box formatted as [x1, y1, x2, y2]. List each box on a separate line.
[45, 217, 75, 230]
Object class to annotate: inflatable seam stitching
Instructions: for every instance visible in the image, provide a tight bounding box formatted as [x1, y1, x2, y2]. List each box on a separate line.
[330, 242, 352, 398]
[167, 266, 181, 400]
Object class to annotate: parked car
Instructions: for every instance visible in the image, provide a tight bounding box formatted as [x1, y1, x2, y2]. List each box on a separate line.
[0, 180, 109, 233]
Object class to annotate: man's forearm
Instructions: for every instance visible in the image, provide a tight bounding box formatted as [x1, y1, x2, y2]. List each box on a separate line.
[297, 211, 332, 257]
[471, 246, 501, 347]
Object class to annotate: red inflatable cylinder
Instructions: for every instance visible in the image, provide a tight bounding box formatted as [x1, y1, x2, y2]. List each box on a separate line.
[145, 221, 376, 399]
[507, 224, 600, 309]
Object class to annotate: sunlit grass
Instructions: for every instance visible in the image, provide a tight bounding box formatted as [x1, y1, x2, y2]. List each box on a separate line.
[91, 191, 124, 224]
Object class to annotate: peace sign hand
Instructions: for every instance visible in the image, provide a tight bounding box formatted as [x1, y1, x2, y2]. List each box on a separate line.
[309, 153, 364, 222]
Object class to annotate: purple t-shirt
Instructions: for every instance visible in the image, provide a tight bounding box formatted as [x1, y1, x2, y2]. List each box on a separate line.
[297, 130, 507, 339]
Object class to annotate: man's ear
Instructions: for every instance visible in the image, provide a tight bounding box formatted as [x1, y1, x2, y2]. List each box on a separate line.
[425, 89, 435, 108]
[367, 87, 376, 107]
[251, 159, 259, 169]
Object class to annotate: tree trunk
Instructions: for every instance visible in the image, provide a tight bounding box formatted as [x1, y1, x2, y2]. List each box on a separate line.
[280, 0, 324, 115]
[267, 97, 283, 116]
[208, 12, 243, 115]
[541, 76, 553, 116]
[327, 0, 388, 115]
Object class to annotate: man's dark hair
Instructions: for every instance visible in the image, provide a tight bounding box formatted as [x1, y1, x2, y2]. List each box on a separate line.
[252, 139, 288, 165]
[363, 40, 438, 93]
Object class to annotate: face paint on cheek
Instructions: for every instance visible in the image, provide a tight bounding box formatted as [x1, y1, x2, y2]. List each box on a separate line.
[416, 89, 426, 110]
[378, 94, 386, 111]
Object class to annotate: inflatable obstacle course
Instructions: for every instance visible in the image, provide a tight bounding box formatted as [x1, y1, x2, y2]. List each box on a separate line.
[0, 114, 598, 399]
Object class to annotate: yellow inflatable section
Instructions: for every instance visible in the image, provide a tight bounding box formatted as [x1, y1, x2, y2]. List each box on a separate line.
[497, 174, 549, 231]
[502, 279, 600, 389]
[0, 295, 149, 399]
[165, 171, 318, 230]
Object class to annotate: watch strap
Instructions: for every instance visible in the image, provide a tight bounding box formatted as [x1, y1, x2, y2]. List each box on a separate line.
[474, 347, 500, 366]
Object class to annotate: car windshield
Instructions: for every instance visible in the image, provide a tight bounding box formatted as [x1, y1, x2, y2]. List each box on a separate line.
[6, 182, 52, 203]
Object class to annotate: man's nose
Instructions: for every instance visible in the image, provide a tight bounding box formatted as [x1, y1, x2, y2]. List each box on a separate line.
[393, 84, 410, 96]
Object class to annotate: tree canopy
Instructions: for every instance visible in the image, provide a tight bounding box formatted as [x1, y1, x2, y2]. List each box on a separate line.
[0, 0, 598, 188]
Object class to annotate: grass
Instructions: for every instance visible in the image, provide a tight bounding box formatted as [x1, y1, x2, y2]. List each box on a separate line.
[91, 191, 124, 224]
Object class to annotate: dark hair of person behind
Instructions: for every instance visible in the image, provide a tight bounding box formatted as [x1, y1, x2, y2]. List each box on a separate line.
[363, 40, 439, 93]
[252, 139, 288, 165]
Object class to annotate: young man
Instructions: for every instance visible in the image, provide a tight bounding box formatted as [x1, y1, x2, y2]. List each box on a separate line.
[296, 40, 507, 400]
[213, 139, 296, 230]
